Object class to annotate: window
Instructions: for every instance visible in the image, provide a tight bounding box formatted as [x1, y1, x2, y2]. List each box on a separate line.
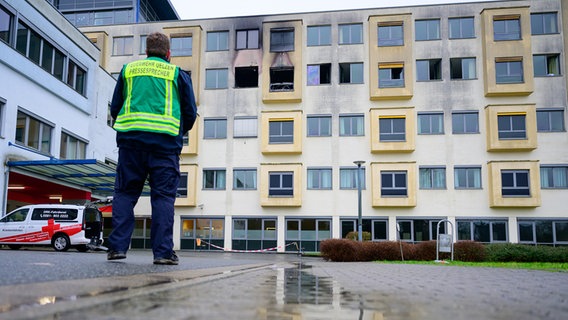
[418, 113, 443, 134]
[501, 170, 530, 196]
[307, 25, 331, 46]
[379, 64, 404, 88]
[236, 29, 259, 49]
[458, 220, 508, 243]
[381, 171, 407, 196]
[339, 63, 363, 84]
[397, 219, 446, 242]
[205, 69, 228, 89]
[533, 54, 560, 77]
[379, 117, 405, 141]
[269, 120, 293, 144]
[139, 35, 146, 54]
[0, 5, 12, 44]
[233, 218, 277, 251]
[454, 166, 482, 189]
[269, 172, 293, 196]
[340, 167, 365, 190]
[15, 111, 53, 154]
[531, 13, 558, 35]
[177, 172, 188, 197]
[112, 36, 133, 56]
[378, 23, 403, 46]
[341, 218, 388, 241]
[206, 31, 228, 51]
[416, 59, 441, 81]
[307, 168, 332, 190]
[234, 117, 257, 138]
[339, 23, 362, 44]
[419, 167, 446, 189]
[233, 169, 257, 190]
[339, 114, 364, 136]
[496, 60, 523, 83]
[307, 115, 331, 137]
[494, 17, 521, 41]
[285, 218, 331, 252]
[537, 109, 565, 132]
[171, 36, 192, 56]
[452, 111, 479, 134]
[415, 19, 440, 41]
[269, 67, 294, 91]
[450, 58, 476, 80]
[307, 64, 331, 85]
[270, 28, 294, 52]
[498, 114, 526, 139]
[203, 118, 227, 139]
[235, 66, 258, 88]
[449, 17, 475, 39]
[518, 220, 568, 245]
[67, 60, 86, 95]
[540, 166, 568, 189]
[203, 169, 226, 190]
[60, 131, 87, 159]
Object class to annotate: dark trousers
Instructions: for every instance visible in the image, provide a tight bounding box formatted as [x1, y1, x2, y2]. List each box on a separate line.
[108, 147, 180, 259]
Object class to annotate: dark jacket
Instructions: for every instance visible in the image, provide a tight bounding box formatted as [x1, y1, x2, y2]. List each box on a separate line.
[110, 56, 197, 154]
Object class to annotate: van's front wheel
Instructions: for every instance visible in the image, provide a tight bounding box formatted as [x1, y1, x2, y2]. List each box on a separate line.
[52, 234, 71, 252]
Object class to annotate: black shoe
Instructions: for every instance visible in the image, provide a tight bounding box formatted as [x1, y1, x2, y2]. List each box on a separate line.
[107, 251, 127, 260]
[153, 252, 179, 265]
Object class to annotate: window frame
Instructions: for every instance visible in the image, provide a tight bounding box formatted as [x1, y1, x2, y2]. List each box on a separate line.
[495, 59, 524, 84]
[269, 171, 294, 197]
[205, 68, 228, 89]
[203, 118, 227, 139]
[458, 220, 508, 243]
[379, 64, 404, 88]
[236, 29, 259, 50]
[339, 62, 363, 84]
[307, 167, 332, 190]
[307, 25, 331, 46]
[540, 166, 568, 189]
[378, 23, 403, 46]
[112, 36, 133, 56]
[307, 115, 332, 137]
[497, 114, 526, 140]
[454, 166, 482, 189]
[452, 111, 479, 134]
[339, 23, 363, 45]
[416, 59, 442, 81]
[379, 117, 406, 141]
[307, 63, 331, 85]
[417, 112, 444, 135]
[170, 35, 192, 57]
[60, 130, 87, 160]
[449, 17, 475, 39]
[381, 171, 408, 196]
[233, 168, 257, 190]
[533, 54, 560, 77]
[419, 167, 446, 190]
[450, 57, 477, 80]
[268, 120, 294, 144]
[15, 110, 54, 155]
[206, 30, 229, 52]
[203, 169, 227, 190]
[270, 28, 294, 52]
[536, 109, 565, 132]
[339, 167, 366, 190]
[493, 17, 521, 41]
[501, 169, 530, 197]
[530, 12, 558, 35]
[339, 114, 364, 136]
[415, 19, 441, 41]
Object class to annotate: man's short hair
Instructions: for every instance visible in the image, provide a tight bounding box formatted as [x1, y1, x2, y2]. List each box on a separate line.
[146, 32, 170, 57]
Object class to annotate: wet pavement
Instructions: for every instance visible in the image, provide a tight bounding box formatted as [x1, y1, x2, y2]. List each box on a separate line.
[0, 250, 567, 319]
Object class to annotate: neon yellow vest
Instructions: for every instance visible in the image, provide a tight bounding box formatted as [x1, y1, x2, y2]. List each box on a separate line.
[114, 57, 181, 136]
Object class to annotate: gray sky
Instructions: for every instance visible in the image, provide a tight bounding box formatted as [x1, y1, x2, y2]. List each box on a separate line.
[169, 0, 500, 19]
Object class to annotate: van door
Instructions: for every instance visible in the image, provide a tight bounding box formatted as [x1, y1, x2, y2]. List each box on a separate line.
[0, 208, 31, 242]
[83, 207, 103, 244]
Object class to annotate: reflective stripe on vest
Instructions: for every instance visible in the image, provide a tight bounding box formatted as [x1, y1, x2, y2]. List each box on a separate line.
[114, 59, 180, 136]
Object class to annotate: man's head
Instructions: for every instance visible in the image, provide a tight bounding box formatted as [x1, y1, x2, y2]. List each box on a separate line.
[146, 32, 170, 60]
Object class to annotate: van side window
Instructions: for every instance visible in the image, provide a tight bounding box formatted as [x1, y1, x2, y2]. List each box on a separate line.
[31, 208, 78, 221]
[0, 209, 29, 222]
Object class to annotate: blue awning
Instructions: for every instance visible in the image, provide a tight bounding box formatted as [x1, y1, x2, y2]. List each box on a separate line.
[6, 159, 150, 197]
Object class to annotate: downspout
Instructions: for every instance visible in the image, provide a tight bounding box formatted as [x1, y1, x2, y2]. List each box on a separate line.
[2, 165, 9, 217]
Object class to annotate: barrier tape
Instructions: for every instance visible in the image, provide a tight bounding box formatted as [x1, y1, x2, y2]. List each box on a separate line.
[196, 238, 300, 253]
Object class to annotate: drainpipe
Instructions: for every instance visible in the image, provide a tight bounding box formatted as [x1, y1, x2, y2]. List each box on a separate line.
[2, 165, 9, 217]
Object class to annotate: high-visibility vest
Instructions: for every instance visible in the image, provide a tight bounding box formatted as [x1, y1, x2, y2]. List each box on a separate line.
[114, 57, 181, 136]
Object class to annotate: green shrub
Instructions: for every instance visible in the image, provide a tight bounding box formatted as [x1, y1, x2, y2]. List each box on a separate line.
[485, 243, 568, 263]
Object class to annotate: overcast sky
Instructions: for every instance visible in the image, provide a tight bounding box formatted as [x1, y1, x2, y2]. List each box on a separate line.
[169, 0, 500, 19]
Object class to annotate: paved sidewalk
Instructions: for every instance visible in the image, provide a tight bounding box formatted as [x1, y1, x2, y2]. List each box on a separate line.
[1, 251, 567, 319]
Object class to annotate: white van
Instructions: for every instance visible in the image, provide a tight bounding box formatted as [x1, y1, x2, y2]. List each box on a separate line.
[0, 204, 103, 252]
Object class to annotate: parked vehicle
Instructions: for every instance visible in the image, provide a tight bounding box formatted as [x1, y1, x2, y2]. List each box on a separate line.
[0, 204, 103, 252]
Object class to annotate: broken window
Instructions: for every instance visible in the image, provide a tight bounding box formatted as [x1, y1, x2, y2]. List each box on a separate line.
[307, 64, 331, 85]
[235, 66, 258, 88]
[269, 67, 294, 91]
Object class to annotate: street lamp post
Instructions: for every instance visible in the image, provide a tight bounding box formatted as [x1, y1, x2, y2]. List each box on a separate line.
[353, 160, 365, 242]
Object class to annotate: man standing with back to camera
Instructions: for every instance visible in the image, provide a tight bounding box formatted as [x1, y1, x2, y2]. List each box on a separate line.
[107, 32, 197, 265]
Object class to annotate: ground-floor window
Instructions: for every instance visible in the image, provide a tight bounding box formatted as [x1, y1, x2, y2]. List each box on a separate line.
[340, 218, 388, 241]
[180, 217, 225, 250]
[457, 219, 508, 243]
[518, 220, 568, 246]
[232, 217, 277, 251]
[131, 217, 152, 249]
[397, 218, 446, 242]
[285, 218, 331, 252]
